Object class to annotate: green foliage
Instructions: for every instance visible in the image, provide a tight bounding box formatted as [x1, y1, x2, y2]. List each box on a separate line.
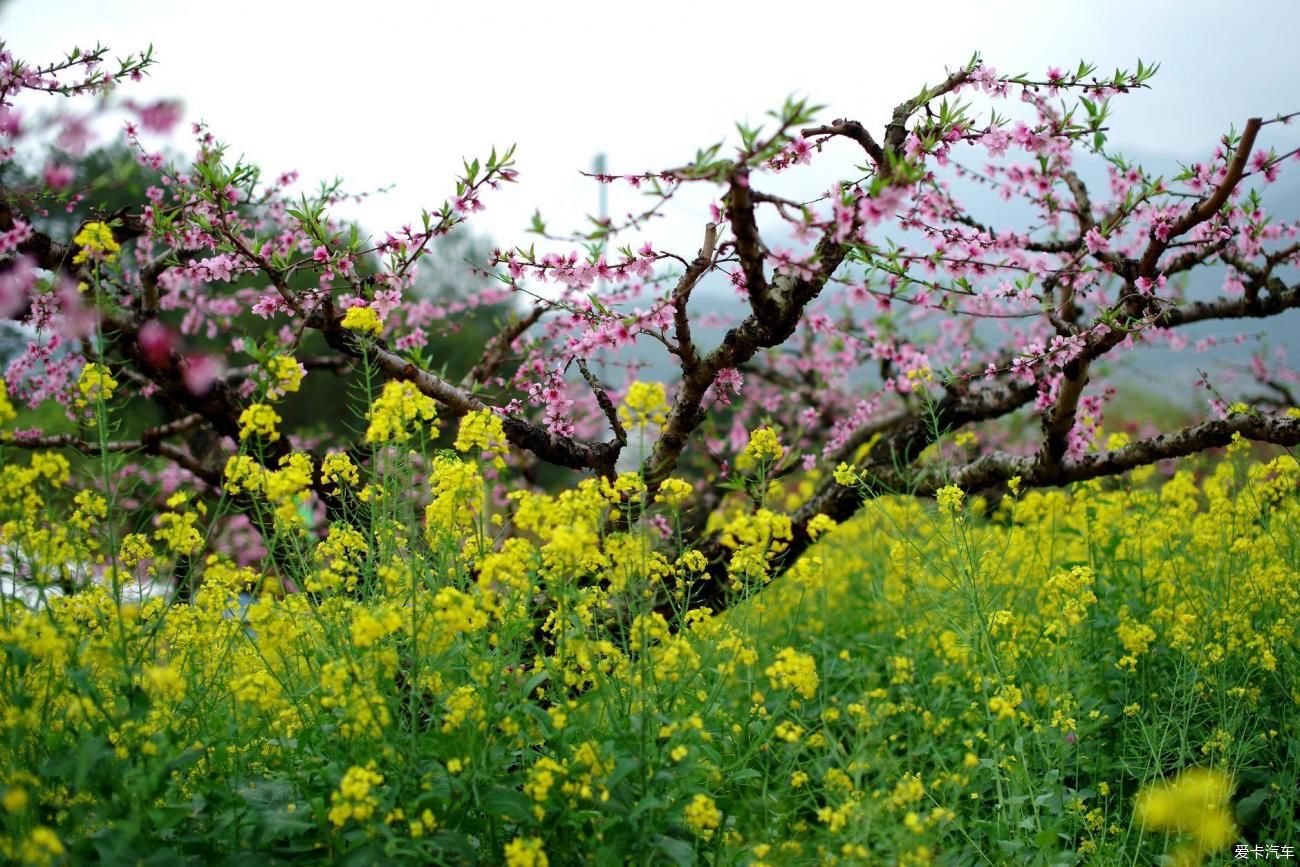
[1, 393, 1297, 863]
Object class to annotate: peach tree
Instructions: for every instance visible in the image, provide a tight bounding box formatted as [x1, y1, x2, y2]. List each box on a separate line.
[1, 39, 1298, 624]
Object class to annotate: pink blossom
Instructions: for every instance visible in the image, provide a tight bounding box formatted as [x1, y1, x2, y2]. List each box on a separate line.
[980, 127, 1011, 158]
[54, 285, 96, 341]
[372, 288, 402, 320]
[1134, 274, 1166, 296]
[712, 367, 743, 406]
[787, 136, 812, 166]
[728, 415, 749, 453]
[127, 99, 183, 134]
[832, 200, 856, 241]
[0, 218, 32, 255]
[251, 294, 290, 319]
[0, 106, 22, 137]
[138, 320, 175, 368]
[905, 133, 927, 162]
[453, 194, 482, 214]
[182, 355, 222, 396]
[971, 64, 1000, 93]
[1251, 149, 1280, 183]
[1223, 270, 1244, 296]
[0, 254, 37, 317]
[527, 368, 575, 437]
[42, 162, 74, 190]
[55, 117, 92, 155]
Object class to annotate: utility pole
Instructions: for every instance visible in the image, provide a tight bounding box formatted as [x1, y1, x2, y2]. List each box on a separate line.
[593, 152, 608, 257]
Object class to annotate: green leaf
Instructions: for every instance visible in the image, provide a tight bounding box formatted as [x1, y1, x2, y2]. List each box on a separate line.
[605, 757, 642, 790]
[258, 808, 317, 839]
[1236, 786, 1269, 826]
[629, 794, 664, 821]
[652, 834, 696, 867]
[479, 787, 534, 823]
[1035, 828, 1063, 849]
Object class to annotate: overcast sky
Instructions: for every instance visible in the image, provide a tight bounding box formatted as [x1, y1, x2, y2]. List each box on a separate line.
[4, 0, 1298, 252]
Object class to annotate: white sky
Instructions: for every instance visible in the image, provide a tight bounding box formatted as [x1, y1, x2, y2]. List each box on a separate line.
[3, 0, 1298, 254]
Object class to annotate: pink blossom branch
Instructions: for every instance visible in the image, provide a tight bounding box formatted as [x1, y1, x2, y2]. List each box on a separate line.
[1136, 117, 1262, 280]
[883, 67, 974, 157]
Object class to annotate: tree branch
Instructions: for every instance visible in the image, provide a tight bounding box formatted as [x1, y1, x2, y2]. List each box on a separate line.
[1137, 117, 1261, 279]
[948, 412, 1300, 493]
[800, 119, 887, 171]
[727, 169, 777, 323]
[576, 358, 627, 453]
[463, 305, 545, 388]
[671, 222, 717, 372]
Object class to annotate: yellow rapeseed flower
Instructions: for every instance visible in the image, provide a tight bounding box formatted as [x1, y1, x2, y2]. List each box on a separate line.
[366, 380, 438, 444]
[20, 826, 65, 864]
[76, 363, 118, 408]
[618, 380, 668, 429]
[321, 451, 360, 492]
[503, 836, 549, 867]
[806, 514, 837, 540]
[743, 426, 784, 465]
[238, 403, 281, 442]
[341, 305, 383, 335]
[0, 377, 16, 425]
[3, 786, 28, 813]
[1134, 767, 1236, 866]
[72, 220, 120, 265]
[935, 484, 964, 515]
[833, 462, 858, 486]
[455, 408, 508, 468]
[683, 793, 722, 839]
[654, 477, 694, 509]
[265, 355, 304, 399]
[328, 764, 384, 828]
[765, 647, 819, 699]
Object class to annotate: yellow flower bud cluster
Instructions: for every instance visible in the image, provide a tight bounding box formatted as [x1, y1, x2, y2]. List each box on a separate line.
[455, 409, 508, 469]
[265, 355, 304, 399]
[765, 647, 819, 699]
[341, 306, 383, 335]
[238, 403, 281, 442]
[618, 381, 668, 429]
[328, 764, 384, 828]
[935, 484, 964, 515]
[366, 381, 438, 444]
[683, 793, 722, 840]
[72, 221, 120, 265]
[76, 363, 118, 409]
[0, 377, 16, 425]
[742, 426, 784, 466]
